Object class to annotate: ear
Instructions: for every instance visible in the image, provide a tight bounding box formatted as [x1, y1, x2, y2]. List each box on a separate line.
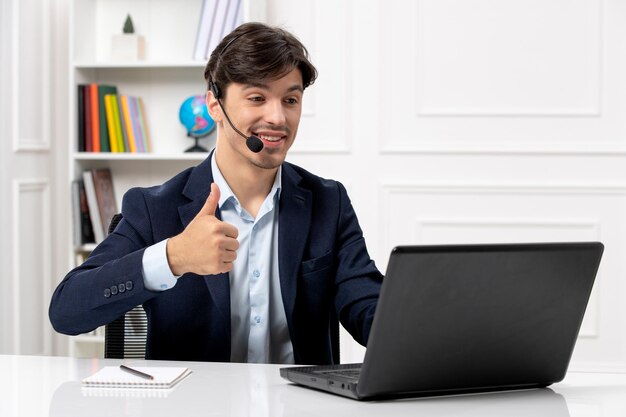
[206, 90, 223, 122]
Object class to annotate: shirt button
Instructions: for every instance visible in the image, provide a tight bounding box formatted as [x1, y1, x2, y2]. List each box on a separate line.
[254, 316, 261, 324]
[253, 270, 260, 278]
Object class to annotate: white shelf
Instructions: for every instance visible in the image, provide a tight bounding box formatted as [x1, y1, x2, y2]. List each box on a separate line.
[73, 61, 207, 69]
[73, 152, 209, 161]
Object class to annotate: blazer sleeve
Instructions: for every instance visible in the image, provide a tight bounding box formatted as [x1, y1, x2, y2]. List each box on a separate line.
[332, 182, 383, 345]
[49, 187, 161, 335]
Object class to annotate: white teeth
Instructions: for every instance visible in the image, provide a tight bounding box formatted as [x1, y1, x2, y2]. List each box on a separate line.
[258, 134, 282, 142]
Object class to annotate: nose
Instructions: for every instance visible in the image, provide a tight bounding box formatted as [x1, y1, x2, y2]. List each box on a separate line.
[264, 99, 287, 126]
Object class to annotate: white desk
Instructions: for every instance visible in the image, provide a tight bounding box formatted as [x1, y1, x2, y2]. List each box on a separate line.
[1, 355, 625, 417]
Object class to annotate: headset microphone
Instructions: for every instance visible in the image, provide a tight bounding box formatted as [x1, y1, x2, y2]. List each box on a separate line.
[209, 82, 264, 153]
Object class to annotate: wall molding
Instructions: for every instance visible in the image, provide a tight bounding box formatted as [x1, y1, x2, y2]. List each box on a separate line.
[380, 181, 626, 196]
[378, 180, 626, 250]
[12, 0, 50, 152]
[378, 180, 626, 260]
[413, 0, 603, 117]
[379, 141, 626, 155]
[12, 179, 51, 355]
[379, 0, 609, 155]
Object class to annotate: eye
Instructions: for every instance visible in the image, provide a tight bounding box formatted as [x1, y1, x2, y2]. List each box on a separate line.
[285, 97, 299, 104]
[248, 96, 265, 102]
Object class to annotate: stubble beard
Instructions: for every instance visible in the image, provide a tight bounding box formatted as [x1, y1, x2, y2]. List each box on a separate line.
[246, 147, 286, 170]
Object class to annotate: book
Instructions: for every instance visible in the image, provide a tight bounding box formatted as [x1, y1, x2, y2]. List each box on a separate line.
[71, 180, 81, 246]
[136, 97, 151, 152]
[82, 170, 104, 243]
[206, 0, 230, 59]
[77, 85, 85, 152]
[104, 95, 119, 152]
[90, 83, 100, 152]
[84, 85, 93, 152]
[91, 168, 118, 237]
[222, 0, 241, 39]
[128, 96, 144, 152]
[71, 179, 95, 246]
[110, 94, 125, 152]
[120, 95, 137, 153]
[193, 0, 218, 60]
[117, 95, 130, 152]
[97, 85, 118, 152]
[82, 366, 192, 389]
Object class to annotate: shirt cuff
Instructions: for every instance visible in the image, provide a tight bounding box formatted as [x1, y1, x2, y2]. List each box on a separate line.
[142, 239, 179, 291]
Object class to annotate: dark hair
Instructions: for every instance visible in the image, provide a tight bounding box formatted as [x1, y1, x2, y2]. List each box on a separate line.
[204, 22, 317, 97]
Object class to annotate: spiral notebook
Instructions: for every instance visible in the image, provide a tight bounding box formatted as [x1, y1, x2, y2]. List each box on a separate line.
[82, 366, 192, 389]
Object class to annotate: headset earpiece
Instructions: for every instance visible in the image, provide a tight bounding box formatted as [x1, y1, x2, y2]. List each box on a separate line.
[210, 81, 221, 99]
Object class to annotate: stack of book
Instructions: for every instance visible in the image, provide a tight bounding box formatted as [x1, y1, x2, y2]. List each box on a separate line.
[193, 0, 243, 61]
[77, 84, 151, 153]
[72, 168, 118, 246]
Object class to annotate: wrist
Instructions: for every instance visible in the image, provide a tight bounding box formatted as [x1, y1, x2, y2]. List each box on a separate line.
[166, 236, 185, 276]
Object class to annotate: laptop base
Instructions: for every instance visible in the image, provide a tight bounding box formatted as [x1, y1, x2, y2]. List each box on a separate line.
[282, 364, 552, 400]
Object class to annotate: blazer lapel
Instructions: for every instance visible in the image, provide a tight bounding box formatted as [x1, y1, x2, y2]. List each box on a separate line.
[179, 152, 215, 228]
[279, 164, 312, 333]
[178, 151, 230, 323]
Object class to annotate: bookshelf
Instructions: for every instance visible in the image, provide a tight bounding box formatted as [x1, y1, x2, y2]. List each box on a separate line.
[67, 0, 266, 357]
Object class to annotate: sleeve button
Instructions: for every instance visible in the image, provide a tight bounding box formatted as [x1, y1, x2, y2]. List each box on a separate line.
[104, 288, 111, 298]
[111, 285, 118, 295]
[118, 283, 126, 293]
[125, 281, 133, 291]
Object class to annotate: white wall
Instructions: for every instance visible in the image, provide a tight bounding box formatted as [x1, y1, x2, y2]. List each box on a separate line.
[2, 0, 624, 371]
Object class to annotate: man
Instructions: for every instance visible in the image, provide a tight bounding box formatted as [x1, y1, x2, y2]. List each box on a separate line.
[49, 23, 382, 364]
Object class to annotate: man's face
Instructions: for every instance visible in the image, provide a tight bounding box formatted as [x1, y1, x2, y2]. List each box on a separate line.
[212, 68, 304, 170]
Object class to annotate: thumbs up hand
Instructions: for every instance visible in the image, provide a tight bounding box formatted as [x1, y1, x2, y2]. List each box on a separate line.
[166, 183, 239, 276]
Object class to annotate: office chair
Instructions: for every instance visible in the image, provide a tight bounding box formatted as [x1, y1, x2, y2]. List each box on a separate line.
[102, 213, 340, 363]
[104, 213, 147, 359]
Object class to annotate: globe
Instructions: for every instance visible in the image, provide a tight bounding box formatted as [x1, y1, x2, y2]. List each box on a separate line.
[179, 95, 215, 152]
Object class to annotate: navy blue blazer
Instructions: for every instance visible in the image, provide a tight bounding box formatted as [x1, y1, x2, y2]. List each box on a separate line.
[49, 155, 383, 364]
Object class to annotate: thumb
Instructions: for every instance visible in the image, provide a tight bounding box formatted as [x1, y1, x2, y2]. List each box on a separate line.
[200, 182, 220, 216]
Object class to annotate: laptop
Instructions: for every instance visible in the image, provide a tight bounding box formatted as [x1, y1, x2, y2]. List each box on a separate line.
[280, 242, 604, 400]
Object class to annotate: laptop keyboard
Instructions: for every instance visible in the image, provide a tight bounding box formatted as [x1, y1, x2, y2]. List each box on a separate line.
[311, 364, 362, 382]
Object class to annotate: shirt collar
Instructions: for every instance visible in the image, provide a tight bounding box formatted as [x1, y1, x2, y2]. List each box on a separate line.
[210, 151, 282, 211]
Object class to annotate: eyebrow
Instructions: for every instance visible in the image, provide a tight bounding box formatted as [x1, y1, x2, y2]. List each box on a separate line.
[242, 83, 304, 94]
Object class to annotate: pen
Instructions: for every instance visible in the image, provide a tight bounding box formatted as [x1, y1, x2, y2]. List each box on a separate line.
[119, 364, 154, 380]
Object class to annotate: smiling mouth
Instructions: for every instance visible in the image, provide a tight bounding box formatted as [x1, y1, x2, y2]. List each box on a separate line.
[254, 133, 287, 142]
